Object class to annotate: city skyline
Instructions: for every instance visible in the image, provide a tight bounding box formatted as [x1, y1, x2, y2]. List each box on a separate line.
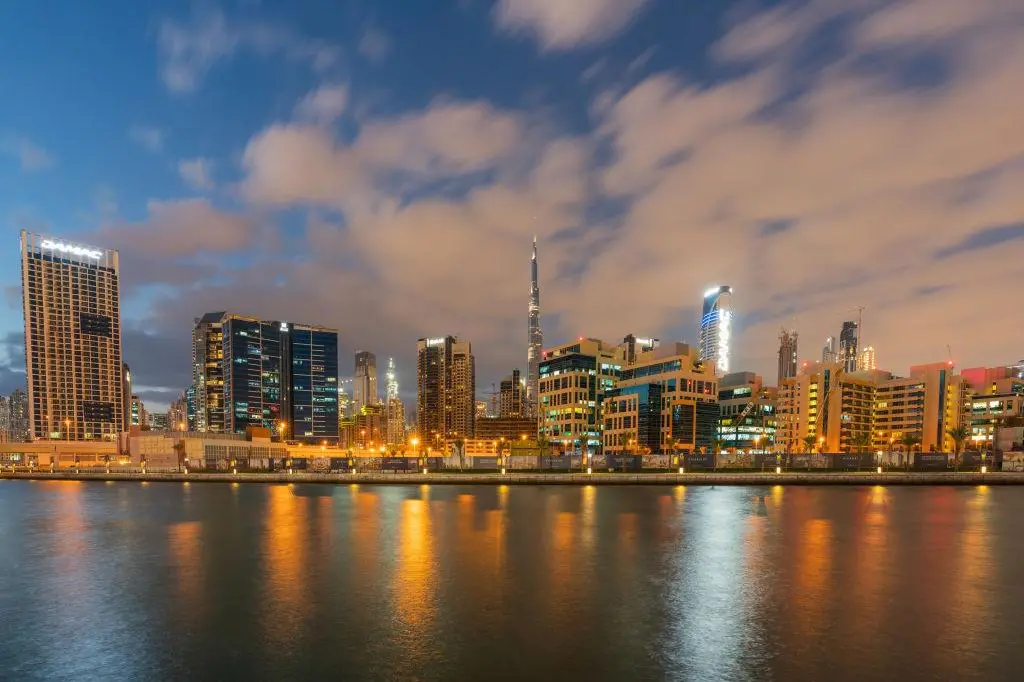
[1, 1, 1022, 409]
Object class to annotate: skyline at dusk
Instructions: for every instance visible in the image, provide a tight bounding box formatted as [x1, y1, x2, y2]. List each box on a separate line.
[2, 0, 1022, 410]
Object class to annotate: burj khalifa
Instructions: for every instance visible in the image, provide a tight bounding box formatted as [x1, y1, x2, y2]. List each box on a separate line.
[527, 236, 542, 418]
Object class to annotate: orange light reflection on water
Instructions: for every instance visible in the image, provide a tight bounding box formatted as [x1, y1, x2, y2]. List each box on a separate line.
[261, 484, 308, 648]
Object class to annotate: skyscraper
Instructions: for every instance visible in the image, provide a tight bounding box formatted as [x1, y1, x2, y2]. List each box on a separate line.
[858, 345, 876, 371]
[822, 337, 837, 364]
[9, 388, 28, 442]
[839, 320, 859, 373]
[385, 357, 405, 445]
[20, 231, 125, 440]
[526, 237, 543, 417]
[192, 312, 339, 442]
[698, 285, 733, 374]
[417, 336, 476, 443]
[130, 395, 147, 427]
[499, 368, 524, 418]
[778, 329, 798, 386]
[192, 312, 226, 432]
[353, 351, 378, 412]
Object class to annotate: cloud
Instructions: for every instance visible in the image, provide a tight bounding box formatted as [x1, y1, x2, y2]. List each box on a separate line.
[358, 28, 391, 62]
[178, 158, 216, 190]
[293, 84, 348, 124]
[494, 0, 650, 50]
[157, 7, 340, 92]
[101, 199, 254, 257]
[934, 222, 1024, 260]
[129, 125, 165, 152]
[573, 0, 1024, 377]
[2, 137, 54, 171]
[241, 99, 525, 209]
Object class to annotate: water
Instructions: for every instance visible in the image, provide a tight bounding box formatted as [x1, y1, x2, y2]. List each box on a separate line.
[0, 481, 1021, 681]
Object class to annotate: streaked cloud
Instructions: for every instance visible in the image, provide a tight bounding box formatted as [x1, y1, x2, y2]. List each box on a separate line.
[157, 7, 340, 92]
[494, 0, 650, 50]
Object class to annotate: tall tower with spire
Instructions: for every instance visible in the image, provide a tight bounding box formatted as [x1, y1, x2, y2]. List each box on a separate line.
[527, 236, 543, 418]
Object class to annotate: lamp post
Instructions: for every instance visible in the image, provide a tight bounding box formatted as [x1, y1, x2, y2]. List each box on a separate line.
[278, 421, 287, 442]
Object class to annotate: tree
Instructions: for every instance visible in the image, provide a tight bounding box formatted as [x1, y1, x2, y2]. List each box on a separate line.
[173, 441, 187, 472]
[802, 435, 817, 454]
[851, 432, 871, 454]
[900, 433, 921, 469]
[454, 437, 466, 471]
[946, 426, 969, 470]
[536, 433, 550, 457]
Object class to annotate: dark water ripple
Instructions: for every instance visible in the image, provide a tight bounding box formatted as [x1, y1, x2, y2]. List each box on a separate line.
[1, 481, 1021, 681]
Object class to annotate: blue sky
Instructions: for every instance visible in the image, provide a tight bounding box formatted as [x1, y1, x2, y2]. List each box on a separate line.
[1, 0, 1023, 409]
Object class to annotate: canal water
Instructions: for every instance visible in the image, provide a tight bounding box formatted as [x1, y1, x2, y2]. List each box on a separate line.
[0, 481, 1021, 681]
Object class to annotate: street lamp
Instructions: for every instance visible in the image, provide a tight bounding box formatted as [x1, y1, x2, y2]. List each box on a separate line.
[278, 421, 287, 441]
[64, 418, 71, 441]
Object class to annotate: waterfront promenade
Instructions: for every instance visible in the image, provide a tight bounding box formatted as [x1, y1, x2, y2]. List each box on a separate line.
[2, 470, 1020, 485]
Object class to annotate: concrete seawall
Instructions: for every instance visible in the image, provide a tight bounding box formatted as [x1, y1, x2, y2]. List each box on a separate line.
[1, 471, 1020, 486]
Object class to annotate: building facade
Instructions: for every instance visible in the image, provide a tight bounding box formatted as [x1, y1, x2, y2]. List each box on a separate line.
[822, 337, 837, 364]
[873, 363, 967, 453]
[778, 329, 798, 387]
[416, 336, 476, 443]
[698, 286, 733, 375]
[718, 372, 777, 452]
[858, 346, 877, 371]
[192, 312, 225, 433]
[21, 231, 125, 440]
[130, 395, 147, 428]
[839, 320, 859, 373]
[499, 369, 524, 418]
[538, 338, 625, 451]
[192, 313, 339, 442]
[353, 351, 378, 413]
[778, 360, 967, 453]
[475, 416, 538, 443]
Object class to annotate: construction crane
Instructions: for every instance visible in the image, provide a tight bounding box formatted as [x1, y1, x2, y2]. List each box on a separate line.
[733, 389, 768, 450]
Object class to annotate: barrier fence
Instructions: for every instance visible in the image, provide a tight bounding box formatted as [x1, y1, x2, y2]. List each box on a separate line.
[9, 451, 1003, 474]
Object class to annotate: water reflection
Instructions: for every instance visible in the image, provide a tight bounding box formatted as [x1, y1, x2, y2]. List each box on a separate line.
[392, 496, 437, 667]
[261, 484, 309, 649]
[168, 521, 204, 614]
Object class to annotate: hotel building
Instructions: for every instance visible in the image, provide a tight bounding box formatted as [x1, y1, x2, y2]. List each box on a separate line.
[416, 336, 476, 443]
[20, 231, 125, 440]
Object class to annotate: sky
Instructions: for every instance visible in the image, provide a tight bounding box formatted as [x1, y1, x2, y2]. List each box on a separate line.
[1, 0, 1023, 410]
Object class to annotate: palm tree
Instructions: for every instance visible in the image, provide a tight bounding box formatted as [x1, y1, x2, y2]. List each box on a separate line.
[802, 435, 817, 454]
[900, 433, 921, 469]
[946, 426, 969, 470]
[536, 433, 550, 457]
[851, 432, 871, 454]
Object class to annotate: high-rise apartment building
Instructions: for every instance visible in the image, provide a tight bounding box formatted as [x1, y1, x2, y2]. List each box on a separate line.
[527, 237, 543, 418]
[353, 351, 378, 412]
[385, 358, 405, 445]
[499, 369, 524, 418]
[192, 312, 339, 442]
[858, 346, 877, 371]
[20, 231, 125, 440]
[839, 320, 859, 373]
[416, 336, 476, 443]
[192, 312, 225, 432]
[0, 395, 9, 442]
[822, 337, 837, 364]
[698, 286, 733, 375]
[130, 395, 147, 427]
[1, 389, 29, 442]
[778, 329, 798, 386]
